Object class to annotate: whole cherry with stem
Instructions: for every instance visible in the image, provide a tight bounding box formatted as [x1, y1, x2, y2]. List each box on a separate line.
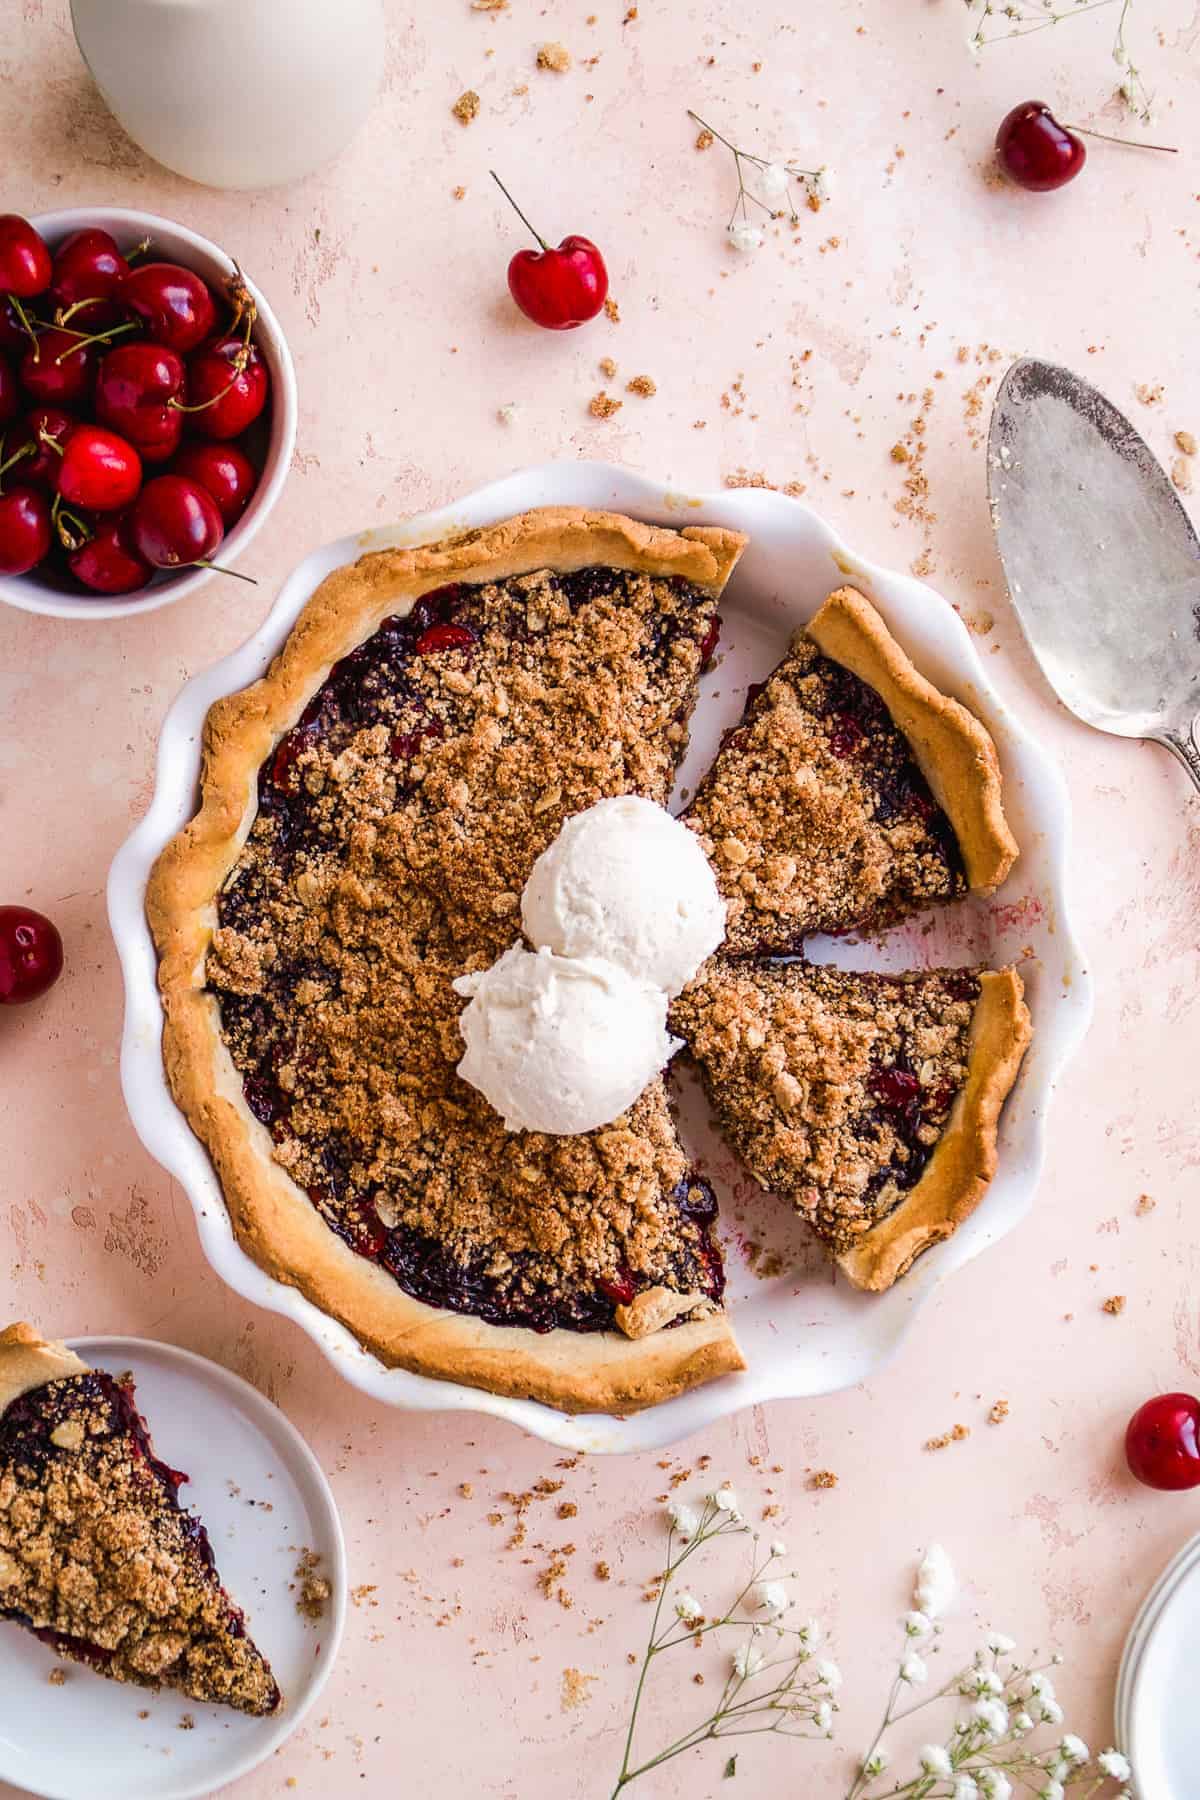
[51, 422, 143, 513]
[48, 228, 129, 327]
[67, 510, 152, 595]
[490, 172, 609, 330]
[96, 342, 185, 462]
[0, 484, 51, 576]
[121, 260, 217, 353]
[8, 407, 76, 489]
[1126, 1393, 1200, 1491]
[170, 440, 257, 523]
[129, 473, 256, 583]
[996, 99, 1178, 191]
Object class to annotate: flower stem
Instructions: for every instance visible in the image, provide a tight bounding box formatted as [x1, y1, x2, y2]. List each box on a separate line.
[490, 171, 550, 251]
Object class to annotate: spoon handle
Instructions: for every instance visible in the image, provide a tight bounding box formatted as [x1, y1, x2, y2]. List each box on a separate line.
[1156, 720, 1200, 796]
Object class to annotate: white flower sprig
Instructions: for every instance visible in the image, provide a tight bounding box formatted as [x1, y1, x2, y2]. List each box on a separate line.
[687, 110, 829, 253]
[612, 1519, 1134, 1799]
[963, 0, 1154, 121]
[610, 1488, 835, 1796]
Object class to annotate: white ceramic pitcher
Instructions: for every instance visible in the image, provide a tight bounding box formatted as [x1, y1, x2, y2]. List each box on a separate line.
[70, 0, 386, 189]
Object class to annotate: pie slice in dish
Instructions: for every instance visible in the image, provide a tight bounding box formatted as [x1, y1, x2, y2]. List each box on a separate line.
[685, 586, 1018, 953]
[0, 1323, 280, 1713]
[671, 959, 1031, 1291]
[149, 508, 747, 1414]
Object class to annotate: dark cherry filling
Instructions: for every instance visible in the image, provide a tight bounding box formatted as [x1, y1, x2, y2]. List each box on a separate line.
[856, 974, 980, 1211]
[0, 1371, 256, 1654]
[217, 566, 724, 1334]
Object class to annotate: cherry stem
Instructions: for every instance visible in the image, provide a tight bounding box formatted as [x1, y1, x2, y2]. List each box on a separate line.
[490, 171, 549, 251]
[195, 558, 258, 584]
[54, 297, 112, 329]
[36, 428, 64, 457]
[1066, 123, 1177, 153]
[124, 236, 152, 264]
[0, 438, 34, 487]
[54, 319, 140, 363]
[50, 494, 92, 552]
[6, 291, 41, 357]
[169, 301, 255, 415]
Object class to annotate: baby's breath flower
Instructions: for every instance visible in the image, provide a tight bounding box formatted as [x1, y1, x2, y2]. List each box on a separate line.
[674, 1591, 703, 1626]
[1011, 1710, 1035, 1736]
[1039, 1699, 1064, 1727]
[758, 162, 792, 202]
[905, 1610, 933, 1638]
[862, 1747, 890, 1777]
[1098, 1750, 1132, 1782]
[815, 1699, 834, 1733]
[710, 1483, 741, 1517]
[797, 1616, 822, 1649]
[667, 1500, 700, 1540]
[978, 1773, 1013, 1800]
[953, 1777, 979, 1800]
[972, 1697, 1008, 1739]
[899, 1653, 928, 1685]
[1036, 1781, 1064, 1800]
[733, 1639, 764, 1679]
[727, 222, 764, 254]
[1028, 1673, 1055, 1701]
[769, 1539, 788, 1558]
[754, 1580, 789, 1618]
[1059, 1733, 1089, 1764]
[915, 1543, 956, 1620]
[919, 1744, 953, 1777]
[986, 1629, 1016, 1654]
[961, 1668, 1004, 1697]
[815, 1658, 842, 1691]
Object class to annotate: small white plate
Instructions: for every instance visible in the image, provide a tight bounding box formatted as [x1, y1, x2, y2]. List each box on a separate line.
[1116, 1531, 1200, 1796]
[0, 1337, 345, 1800]
[108, 461, 1093, 1453]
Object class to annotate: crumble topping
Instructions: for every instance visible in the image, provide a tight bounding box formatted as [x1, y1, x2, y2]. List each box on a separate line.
[452, 90, 480, 125]
[672, 961, 979, 1253]
[684, 632, 965, 951]
[209, 564, 726, 1331]
[536, 41, 571, 71]
[0, 1373, 278, 1715]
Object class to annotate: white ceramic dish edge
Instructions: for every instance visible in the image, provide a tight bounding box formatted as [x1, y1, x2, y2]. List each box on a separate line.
[107, 460, 1093, 1453]
[0, 207, 297, 621]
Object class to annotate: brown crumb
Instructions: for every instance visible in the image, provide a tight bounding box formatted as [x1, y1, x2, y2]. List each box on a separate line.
[557, 1501, 578, 1519]
[598, 356, 617, 379]
[622, 4, 638, 17]
[294, 1550, 332, 1621]
[452, 185, 467, 201]
[48, 1666, 67, 1686]
[138, 1710, 150, 1720]
[988, 1399, 1010, 1425]
[1136, 1193, 1157, 1216]
[1172, 458, 1193, 494]
[695, 128, 714, 150]
[179, 1713, 196, 1731]
[459, 1482, 474, 1498]
[626, 375, 657, 397]
[588, 391, 622, 419]
[1103, 1294, 1127, 1315]
[810, 1469, 838, 1490]
[1175, 430, 1197, 456]
[536, 41, 571, 71]
[595, 1560, 611, 1581]
[561, 1666, 597, 1711]
[924, 1424, 970, 1451]
[452, 90, 480, 125]
[603, 297, 620, 323]
[351, 1584, 378, 1607]
[890, 443, 910, 463]
[472, 0, 509, 9]
[1136, 382, 1164, 407]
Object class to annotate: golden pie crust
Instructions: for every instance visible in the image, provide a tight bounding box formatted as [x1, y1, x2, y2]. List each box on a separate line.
[148, 508, 748, 1416]
[0, 1321, 87, 1412]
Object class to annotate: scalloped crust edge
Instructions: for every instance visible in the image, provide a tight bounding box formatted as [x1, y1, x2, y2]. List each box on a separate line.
[808, 586, 1019, 894]
[0, 1322, 88, 1415]
[147, 507, 748, 1416]
[836, 967, 1032, 1293]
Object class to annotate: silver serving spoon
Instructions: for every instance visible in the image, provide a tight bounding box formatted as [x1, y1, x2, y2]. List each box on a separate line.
[989, 358, 1200, 793]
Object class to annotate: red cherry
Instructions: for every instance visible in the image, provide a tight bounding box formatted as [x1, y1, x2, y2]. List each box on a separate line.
[996, 101, 1086, 192]
[868, 1065, 921, 1109]
[8, 407, 77, 489]
[508, 235, 608, 329]
[19, 327, 97, 407]
[0, 905, 63, 1004]
[0, 486, 51, 575]
[1126, 1393, 1200, 1490]
[48, 228, 129, 326]
[0, 215, 52, 299]
[0, 352, 18, 426]
[55, 423, 142, 512]
[414, 622, 477, 656]
[492, 172, 609, 329]
[0, 296, 31, 355]
[699, 616, 721, 668]
[121, 262, 216, 352]
[130, 473, 223, 568]
[183, 334, 269, 439]
[67, 510, 152, 594]
[95, 342, 185, 462]
[169, 440, 257, 525]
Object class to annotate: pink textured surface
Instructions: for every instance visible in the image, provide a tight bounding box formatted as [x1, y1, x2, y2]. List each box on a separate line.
[2, 2, 1199, 1794]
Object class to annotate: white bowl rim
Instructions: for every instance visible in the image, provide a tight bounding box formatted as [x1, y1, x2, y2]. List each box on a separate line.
[0, 205, 297, 622]
[107, 460, 1094, 1453]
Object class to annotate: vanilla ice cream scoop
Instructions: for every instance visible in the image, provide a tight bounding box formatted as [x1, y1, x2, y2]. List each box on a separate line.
[453, 944, 680, 1135]
[521, 796, 726, 998]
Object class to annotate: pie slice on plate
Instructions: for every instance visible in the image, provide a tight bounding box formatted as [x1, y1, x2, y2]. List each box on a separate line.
[149, 508, 748, 1414]
[0, 1323, 280, 1714]
[672, 959, 1031, 1291]
[685, 586, 1018, 953]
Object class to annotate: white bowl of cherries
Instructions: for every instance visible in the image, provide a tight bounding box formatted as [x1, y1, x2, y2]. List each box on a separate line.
[0, 206, 296, 620]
